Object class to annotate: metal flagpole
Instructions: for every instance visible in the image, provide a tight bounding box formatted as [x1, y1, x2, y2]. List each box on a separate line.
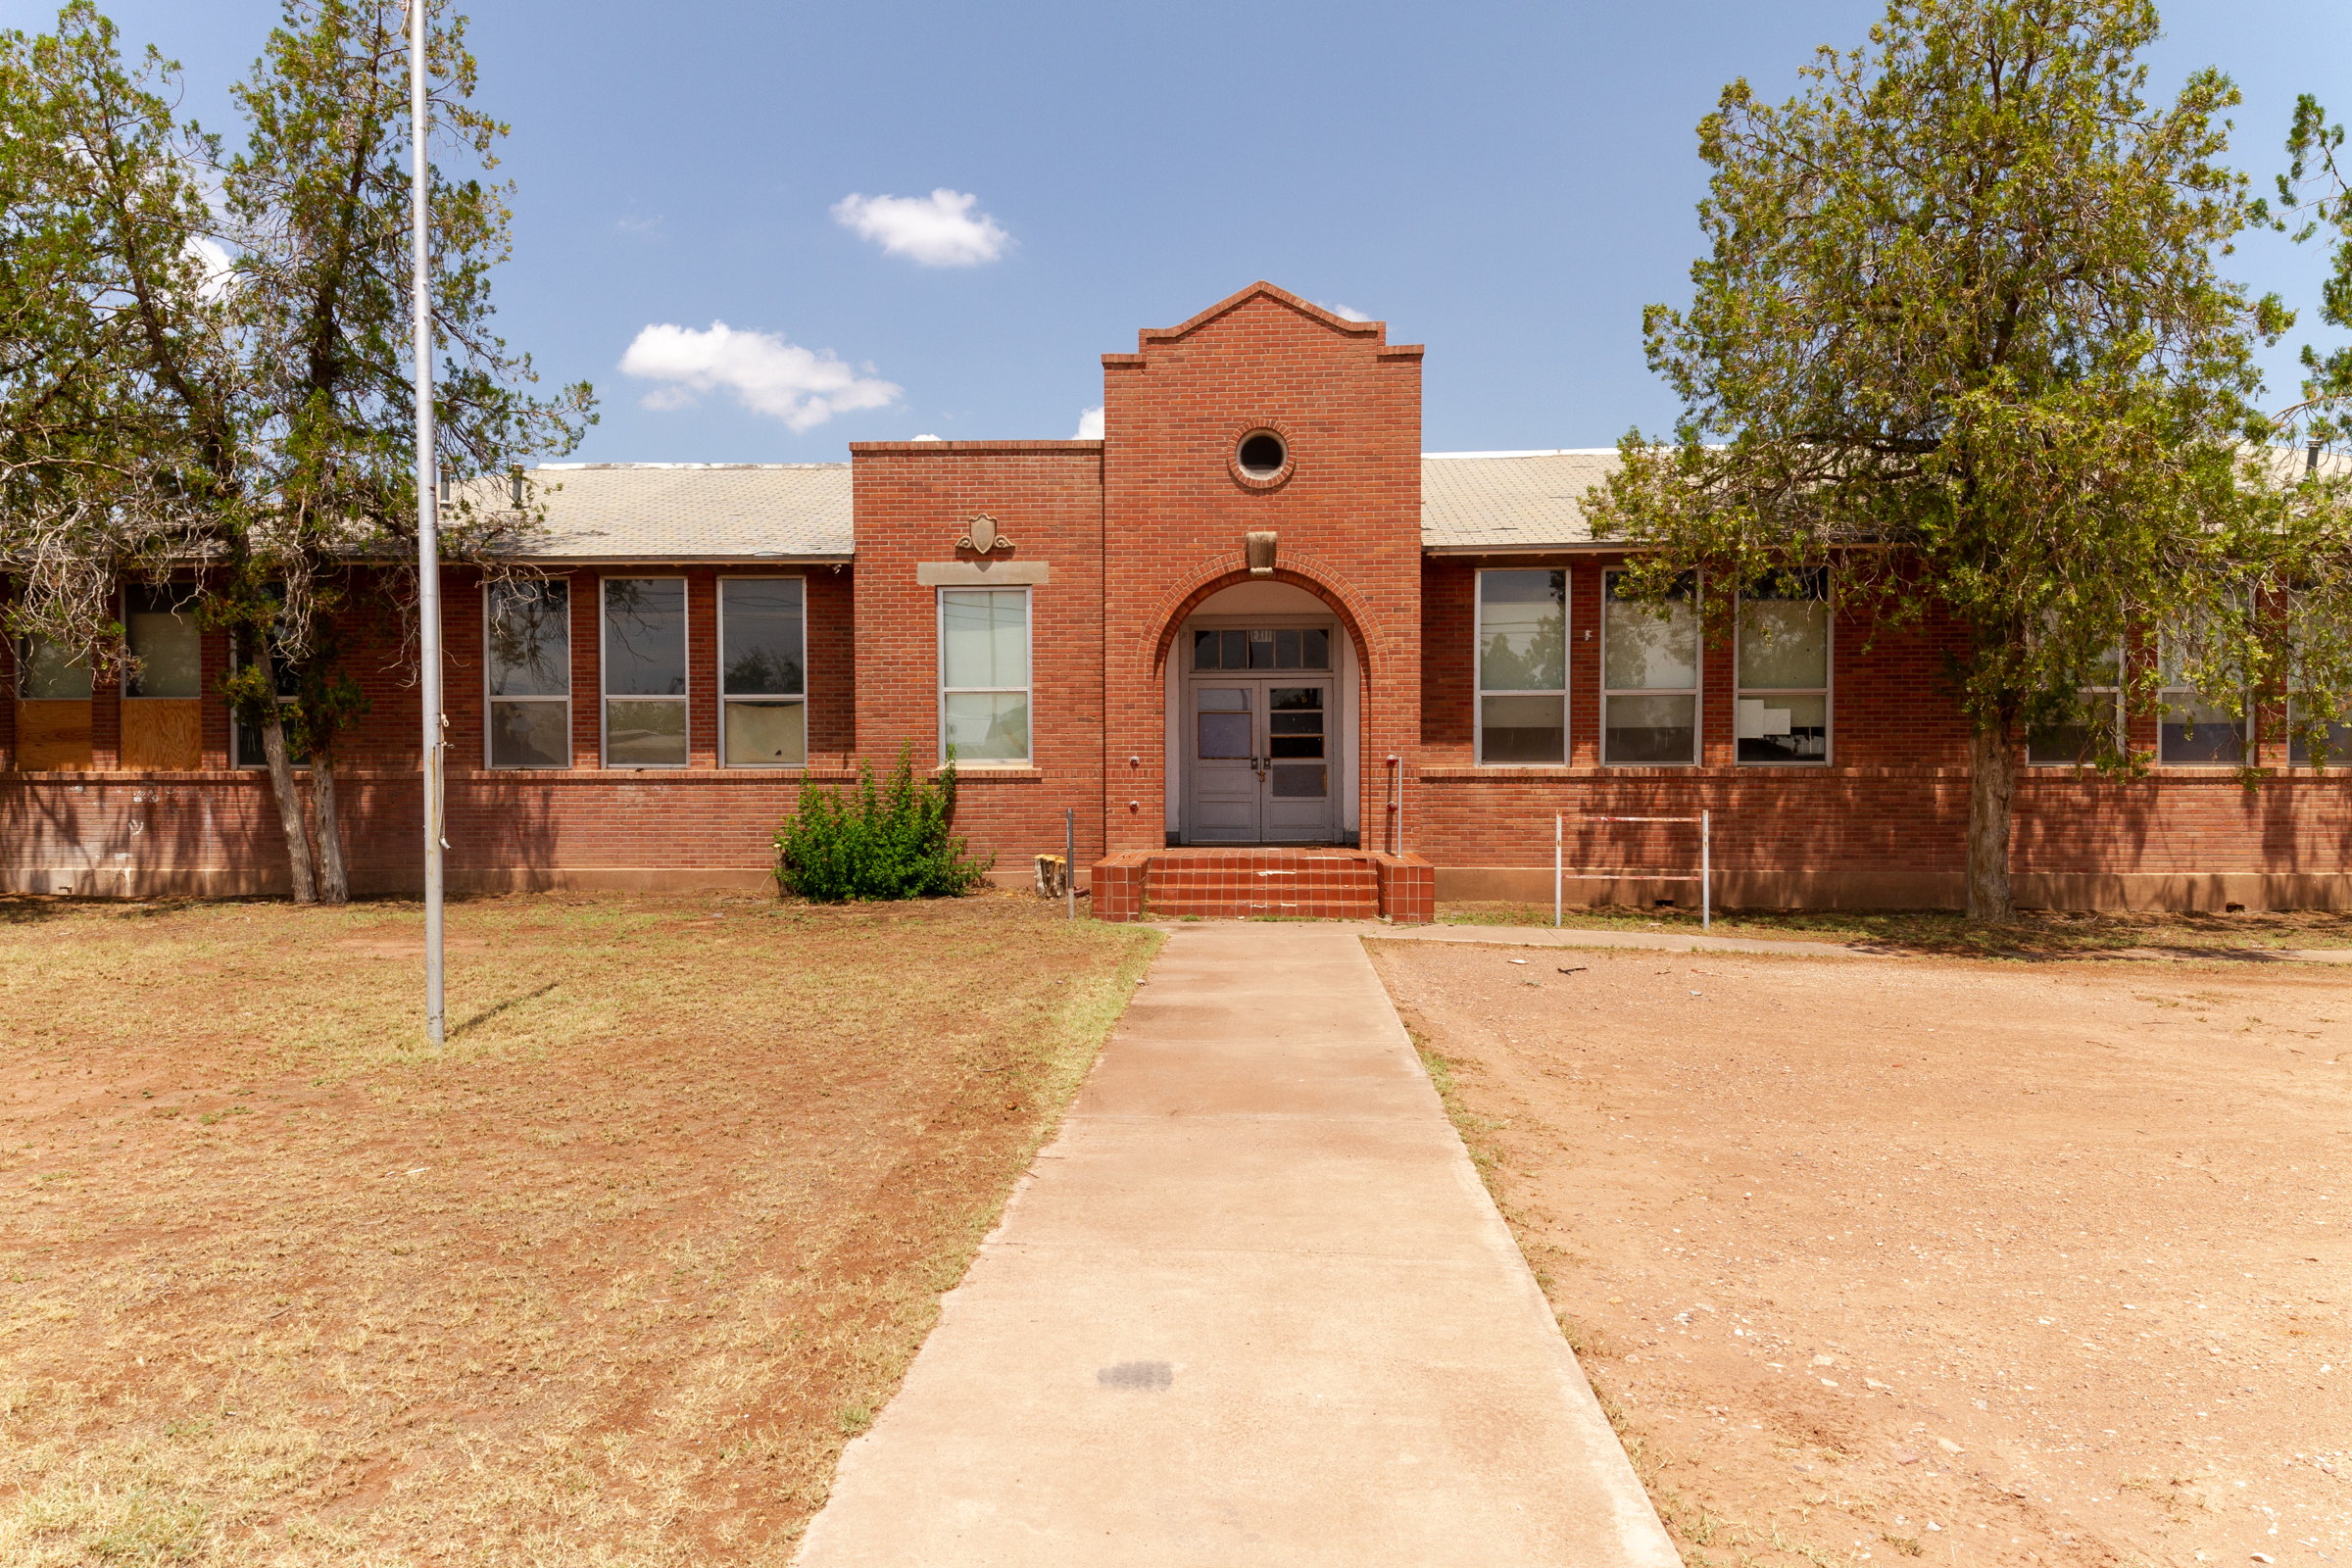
[412, 2, 444, 1047]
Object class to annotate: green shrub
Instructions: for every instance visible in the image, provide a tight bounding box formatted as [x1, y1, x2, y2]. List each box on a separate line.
[774, 745, 993, 902]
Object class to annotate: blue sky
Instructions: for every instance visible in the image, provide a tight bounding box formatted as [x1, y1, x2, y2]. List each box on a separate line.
[8, 0, 2349, 462]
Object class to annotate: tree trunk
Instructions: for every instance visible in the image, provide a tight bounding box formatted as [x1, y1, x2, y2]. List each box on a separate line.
[259, 709, 318, 905]
[1965, 722, 2018, 923]
[312, 747, 350, 905]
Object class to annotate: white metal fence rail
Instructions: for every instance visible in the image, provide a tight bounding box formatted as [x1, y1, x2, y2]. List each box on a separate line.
[1552, 811, 1711, 931]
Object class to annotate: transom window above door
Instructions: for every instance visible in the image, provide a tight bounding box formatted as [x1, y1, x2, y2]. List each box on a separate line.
[1192, 626, 1330, 670]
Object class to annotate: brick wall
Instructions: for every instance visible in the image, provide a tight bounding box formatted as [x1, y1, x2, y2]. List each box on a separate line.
[1, 560, 861, 894]
[1100, 283, 1424, 857]
[1416, 556, 2352, 907]
[847, 440, 1108, 875]
[7, 282, 2350, 911]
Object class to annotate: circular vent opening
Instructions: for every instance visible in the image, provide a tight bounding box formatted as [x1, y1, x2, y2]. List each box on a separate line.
[1237, 430, 1287, 478]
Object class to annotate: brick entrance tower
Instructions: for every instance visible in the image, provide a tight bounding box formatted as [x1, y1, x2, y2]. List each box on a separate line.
[1099, 282, 1424, 858]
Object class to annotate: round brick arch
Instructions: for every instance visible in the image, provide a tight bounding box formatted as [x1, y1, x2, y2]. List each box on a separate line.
[1139, 552, 1388, 680]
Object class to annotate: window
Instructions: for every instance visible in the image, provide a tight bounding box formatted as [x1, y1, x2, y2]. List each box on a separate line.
[1192, 625, 1330, 671]
[1237, 430, 1287, 477]
[15, 632, 95, 771]
[720, 577, 807, 766]
[2157, 631, 2247, 766]
[17, 635, 93, 701]
[2289, 708, 2352, 766]
[122, 584, 203, 770]
[1476, 568, 1567, 764]
[1736, 570, 1830, 763]
[2025, 644, 2123, 766]
[485, 579, 571, 768]
[2285, 605, 2350, 766]
[940, 588, 1030, 762]
[601, 577, 687, 767]
[230, 603, 302, 769]
[1268, 685, 1328, 800]
[123, 586, 200, 698]
[1602, 570, 1698, 765]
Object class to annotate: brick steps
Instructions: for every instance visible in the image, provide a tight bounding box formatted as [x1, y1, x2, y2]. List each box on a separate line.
[1145, 852, 1379, 919]
[1093, 849, 1434, 923]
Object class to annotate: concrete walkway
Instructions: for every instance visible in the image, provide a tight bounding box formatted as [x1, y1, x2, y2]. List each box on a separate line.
[793, 923, 1677, 1567]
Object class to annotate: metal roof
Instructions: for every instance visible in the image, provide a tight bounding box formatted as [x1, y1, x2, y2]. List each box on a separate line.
[1418, 449, 1621, 552]
[470, 454, 1625, 562]
[467, 445, 2345, 563]
[474, 463, 854, 562]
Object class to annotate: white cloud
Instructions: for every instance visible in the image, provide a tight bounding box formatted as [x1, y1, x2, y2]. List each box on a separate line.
[1073, 407, 1103, 440]
[619, 320, 902, 431]
[186, 236, 236, 302]
[831, 188, 1010, 267]
[1321, 300, 1374, 322]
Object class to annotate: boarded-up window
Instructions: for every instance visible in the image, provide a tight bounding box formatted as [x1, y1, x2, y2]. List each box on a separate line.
[122, 585, 203, 769]
[16, 635, 93, 771]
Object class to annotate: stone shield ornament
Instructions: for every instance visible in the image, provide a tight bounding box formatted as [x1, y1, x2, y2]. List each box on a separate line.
[956, 514, 1013, 554]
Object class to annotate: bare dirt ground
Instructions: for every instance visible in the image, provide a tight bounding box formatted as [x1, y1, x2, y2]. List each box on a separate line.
[1438, 902, 2352, 956]
[0, 890, 1156, 1565]
[1370, 940, 2350, 1568]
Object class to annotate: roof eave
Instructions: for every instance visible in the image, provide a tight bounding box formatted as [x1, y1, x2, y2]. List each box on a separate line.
[1420, 540, 1618, 556]
[500, 553, 856, 567]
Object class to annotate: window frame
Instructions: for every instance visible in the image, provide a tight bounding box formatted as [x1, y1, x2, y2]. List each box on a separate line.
[1734, 570, 1834, 767]
[482, 576, 574, 770]
[15, 633, 94, 702]
[1189, 624, 1332, 673]
[120, 582, 202, 701]
[936, 585, 1033, 767]
[227, 603, 301, 770]
[598, 574, 691, 770]
[2287, 699, 2352, 767]
[1473, 566, 1570, 767]
[2280, 604, 2348, 767]
[2155, 626, 2251, 769]
[717, 573, 809, 768]
[1599, 568, 1701, 767]
[2024, 647, 2124, 768]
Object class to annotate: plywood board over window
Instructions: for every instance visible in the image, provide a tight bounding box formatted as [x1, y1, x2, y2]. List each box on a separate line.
[15, 634, 94, 771]
[121, 584, 203, 770]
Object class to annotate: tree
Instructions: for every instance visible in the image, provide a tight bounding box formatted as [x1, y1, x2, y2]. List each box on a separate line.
[2264, 96, 2351, 449]
[0, 6, 233, 665]
[209, 0, 592, 902]
[2, 0, 592, 903]
[1585, 0, 2345, 922]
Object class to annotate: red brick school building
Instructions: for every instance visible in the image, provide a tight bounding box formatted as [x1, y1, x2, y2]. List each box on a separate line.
[6, 283, 2346, 917]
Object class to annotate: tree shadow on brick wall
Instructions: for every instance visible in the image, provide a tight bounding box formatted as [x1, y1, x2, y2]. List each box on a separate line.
[443, 774, 560, 894]
[2254, 777, 2352, 886]
[3, 779, 287, 899]
[2011, 774, 2160, 883]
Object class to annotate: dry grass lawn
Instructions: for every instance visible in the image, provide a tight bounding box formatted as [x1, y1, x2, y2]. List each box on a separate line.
[1373, 940, 2351, 1568]
[0, 890, 1157, 1564]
